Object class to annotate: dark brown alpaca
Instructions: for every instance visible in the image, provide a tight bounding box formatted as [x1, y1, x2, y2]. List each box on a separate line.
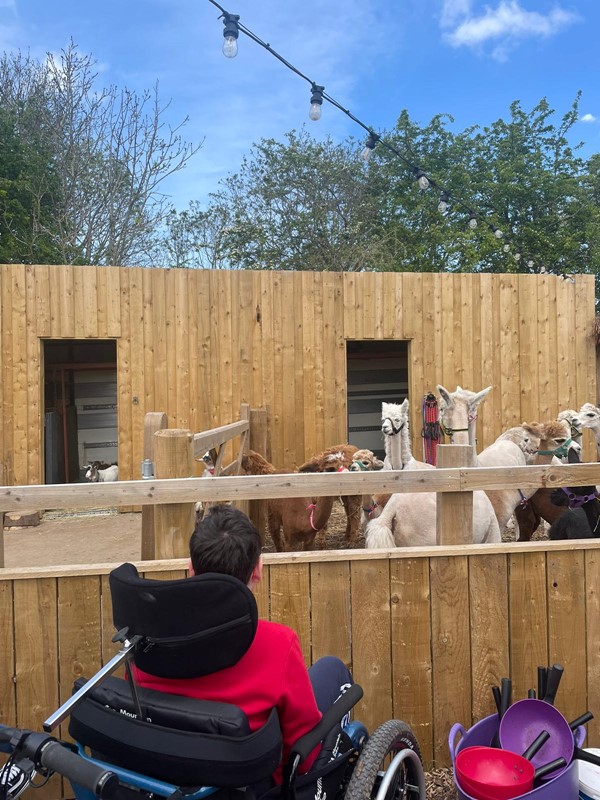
[298, 444, 362, 546]
[240, 450, 337, 552]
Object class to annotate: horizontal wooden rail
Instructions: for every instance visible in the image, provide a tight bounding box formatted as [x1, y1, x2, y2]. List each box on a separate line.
[192, 420, 249, 457]
[0, 462, 598, 513]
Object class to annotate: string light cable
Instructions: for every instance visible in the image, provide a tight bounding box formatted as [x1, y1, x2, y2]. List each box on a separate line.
[206, 0, 570, 277]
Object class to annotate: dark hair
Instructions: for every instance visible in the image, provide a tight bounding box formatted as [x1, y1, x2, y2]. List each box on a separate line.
[189, 504, 261, 584]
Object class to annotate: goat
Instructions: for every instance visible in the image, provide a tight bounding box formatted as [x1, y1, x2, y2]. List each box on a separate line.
[85, 461, 118, 482]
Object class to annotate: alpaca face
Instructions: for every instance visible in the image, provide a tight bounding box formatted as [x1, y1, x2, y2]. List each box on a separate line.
[323, 451, 348, 472]
[558, 409, 583, 438]
[579, 403, 600, 429]
[523, 419, 571, 454]
[437, 384, 492, 437]
[350, 449, 384, 471]
[381, 400, 408, 436]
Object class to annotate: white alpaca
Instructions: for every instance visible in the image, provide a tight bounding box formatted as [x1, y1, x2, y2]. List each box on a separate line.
[381, 400, 434, 471]
[558, 409, 583, 447]
[579, 403, 600, 459]
[366, 397, 500, 547]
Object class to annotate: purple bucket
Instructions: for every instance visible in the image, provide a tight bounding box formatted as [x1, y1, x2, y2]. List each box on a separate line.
[448, 713, 583, 800]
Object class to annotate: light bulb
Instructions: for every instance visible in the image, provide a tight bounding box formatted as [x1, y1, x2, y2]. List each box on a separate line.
[418, 174, 429, 190]
[437, 193, 449, 214]
[468, 215, 478, 230]
[514, 253, 521, 262]
[494, 228, 503, 239]
[361, 146, 373, 162]
[527, 259, 534, 268]
[222, 35, 238, 58]
[309, 102, 322, 121]
[503, 243, 510, 253]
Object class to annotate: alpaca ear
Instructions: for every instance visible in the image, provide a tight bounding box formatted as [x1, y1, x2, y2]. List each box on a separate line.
[437, 385, 452, 407]
[470, 386, 492, 409]
[400, 398, 409, 413]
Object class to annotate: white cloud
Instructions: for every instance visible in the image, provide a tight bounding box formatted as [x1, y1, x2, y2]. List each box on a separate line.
[441, 0, 578, 58]
[580, 113, 597, 123]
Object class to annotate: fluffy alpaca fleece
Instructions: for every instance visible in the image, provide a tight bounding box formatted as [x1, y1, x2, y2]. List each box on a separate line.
[240, 450, 337, 552]
[349, 449, 386, 530]
[381, 400, 433, 471]
[298, 444, 362, 546]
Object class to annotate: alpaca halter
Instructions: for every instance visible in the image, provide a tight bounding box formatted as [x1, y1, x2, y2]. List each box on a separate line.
[307, 504, 319, 531]
[537, 438, 572, 457]
[382, 418, 405, 435]
[440, 412, 478, 439]
[560, 487, 600, 509]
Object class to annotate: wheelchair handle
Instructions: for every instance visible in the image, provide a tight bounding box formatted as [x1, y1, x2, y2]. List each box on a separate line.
[290, 683, 364, 762]
[0, 728, 119, 799]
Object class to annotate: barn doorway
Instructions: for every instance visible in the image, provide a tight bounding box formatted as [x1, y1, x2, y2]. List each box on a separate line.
[346, 341, 409, 460]
[43, 340, 117, 484]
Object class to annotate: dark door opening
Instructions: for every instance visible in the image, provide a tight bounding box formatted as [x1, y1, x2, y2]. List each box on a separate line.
[346, 341, 409, 460]
[43, 340, 117, 484]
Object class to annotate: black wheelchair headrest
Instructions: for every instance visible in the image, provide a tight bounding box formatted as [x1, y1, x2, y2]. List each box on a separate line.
[109, 563, 258, 679]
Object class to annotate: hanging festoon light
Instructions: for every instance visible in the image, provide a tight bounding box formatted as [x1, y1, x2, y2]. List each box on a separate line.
[437, 192, 450, 214]
[414, 169, 430, 191]
[221, 12, 240, 57]
[494, 228, 503, 239]
[361, 131, 380, 161]
[468, 212, 478, 230]
[503, 242, 511, 253]
[309, 84, 324, 120]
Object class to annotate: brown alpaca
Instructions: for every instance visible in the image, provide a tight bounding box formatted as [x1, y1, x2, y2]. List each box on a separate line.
[240, 450, 336, 552]
[298, 444, 362, 546]
[349, 449, 389, 529]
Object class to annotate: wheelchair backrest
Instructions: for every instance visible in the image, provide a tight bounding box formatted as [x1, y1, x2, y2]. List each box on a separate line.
[109, 562, 258, 679]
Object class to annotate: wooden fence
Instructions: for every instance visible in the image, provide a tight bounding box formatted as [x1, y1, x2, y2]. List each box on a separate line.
[1, 461, 600, 799]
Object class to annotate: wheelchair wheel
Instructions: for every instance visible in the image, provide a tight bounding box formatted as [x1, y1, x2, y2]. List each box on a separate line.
[344, 720, 423, 800]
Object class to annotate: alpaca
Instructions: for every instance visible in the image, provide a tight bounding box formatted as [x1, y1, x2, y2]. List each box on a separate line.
[240, 450, 338, 552]
[579, 403, 600, 459]
[436, 384, 492, 446]
[298, 444, 362, 546]
[548, 451, 600, 539]
[85, 461, 118, 482]
[381, 400, 435, 471]
[349, 448, 385, 528]
[366, 399, 500, 546]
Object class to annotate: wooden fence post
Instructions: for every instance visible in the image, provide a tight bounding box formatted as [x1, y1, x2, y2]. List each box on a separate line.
[0, 514, 4, 568]
[141, 412, 168, 560]
[248, 407, 269, 541]
[153, 429, 195, 559]
[436, 444, 475, 545]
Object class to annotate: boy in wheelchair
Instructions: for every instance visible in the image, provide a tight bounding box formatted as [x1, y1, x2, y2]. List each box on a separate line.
[1, 506, 424, 800]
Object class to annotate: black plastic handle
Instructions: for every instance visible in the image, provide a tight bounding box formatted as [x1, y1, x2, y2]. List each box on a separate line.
[543, 664, 564, 705]
[534, 757, 567, 780]
[570, 712, 593, 730]
[537, 666, 547, 700]
[522, 730, 550, 761]
[575, 747, 600, 768]
[528, 689, 536, 699]
[500, 677, 512, 716]
[491, 686, 502, 714]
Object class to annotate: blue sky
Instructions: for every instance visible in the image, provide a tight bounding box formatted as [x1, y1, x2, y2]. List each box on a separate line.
[2, 0, 599, 211]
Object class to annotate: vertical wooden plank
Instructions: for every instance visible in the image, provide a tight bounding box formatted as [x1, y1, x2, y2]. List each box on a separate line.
[430, 555, 471, 766]
[96, 264, 109, 338]
[313, 274, 325, 450]
[57, 576, 102, 719]
[218, 271, 233, 457]
[536, 274, 553, 421]
[343, 272, 357, 340]
[310, 562, 352, 666]
[293, 272, 305, 461]
[491, 275, 503, 439]
[1, 266, 14, 486]
[260, 271, 275, 457]
[151, 269, 168, 419]
[332, 273, 347, 444]
[238, 271, 255, 409]
[251, 272, 264, 410]
[141, 268, 155, 417]
[439, 273, 455, 391]
[175, 270, 191, 429]
[460, 274, 474, 389]
[508, 552, 548, 701]
[518, 275, 539, 425]
[49, 265, 62, 338]
[373, 271, 384, 339]
[478, 275, 495, 448]
[499, 276, 520, 428]
[105, 265, 122, 338]
[354, 271, 365, 341]
[187, 271, 200, 442]
[12, 266, 28, 485]
[34, 265, 51, 338]
[59, 265, 75, 338]
[278, 274, 295, 468]
[269, 563, 311, 664]
[302, 272, 317, 459]
[469, 554, 509, 723]
[229, 272, 241, 430]
[25, 266, 41, 484]
[556, 277, 576, 413]
[73, 266, 85, 338]
[421, 273, 438, 402]
[253, 562, 270, 621]
[129, 269, 145, 475]
[390, 558, 433, 766]
[585, 550, 600, 746]
[83, 266, 99, 338]
[165, 271, 178, 423]
[196, 272, 212, 434]
[118, 269, 132, 480]
[13, 578, 61, 800]
[350, 559, 392, 733]
[575, 276, 596, 437]
[101, 574, 117, 666]
[0, 581, 16, 723]
[360, 272, 376, 339]
[547, 550, 586, 723]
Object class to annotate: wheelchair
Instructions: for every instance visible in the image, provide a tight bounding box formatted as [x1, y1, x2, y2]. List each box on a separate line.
[1, 563, 426, 800]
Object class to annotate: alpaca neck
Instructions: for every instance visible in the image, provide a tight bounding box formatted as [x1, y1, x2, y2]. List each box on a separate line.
[385, 429, 404, 469]
[534, 447, 558, 466]
[400, 422, 413, 468]
[310, 495, 335, 530]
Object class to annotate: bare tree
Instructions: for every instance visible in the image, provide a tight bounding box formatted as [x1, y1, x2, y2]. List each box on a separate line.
[0, 42, 201, 266]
